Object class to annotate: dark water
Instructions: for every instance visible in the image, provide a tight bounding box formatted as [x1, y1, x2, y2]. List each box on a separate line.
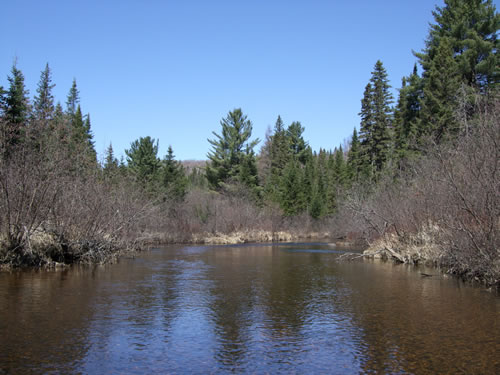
[0, 243, 499, 374]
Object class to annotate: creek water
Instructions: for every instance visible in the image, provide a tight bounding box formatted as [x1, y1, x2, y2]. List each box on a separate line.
[0, 243, 498, 374]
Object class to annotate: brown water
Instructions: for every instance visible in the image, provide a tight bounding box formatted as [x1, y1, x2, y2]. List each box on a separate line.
[0, 243, 498, 374]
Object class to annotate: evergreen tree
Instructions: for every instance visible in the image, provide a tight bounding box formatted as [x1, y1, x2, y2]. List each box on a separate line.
[2, 63, 30, 150]
[103, 143, 119, 177]
[71, 105, 86, 147]
[256, 125, 273, 187]
[287, 121, 308, 164]
[416, 0, 499, 90]
[393, 64, 424, 159]
[66, 79, 80, 116]
[346, 128, 361, 181]
[126, 136, 161, 189]
[161, 145, 187, 201]
[310, 150, 328, 218]
[358, 60, 393, 175]
[270, 115, 290, 173]
[206, 108, 259, 190]
[83, 114, 96, 159]
[267, 115, 291, 200]
[300, 150, 315, 210]
[279, 158, 305, 216]
[33, 63, 55, 123]
[419, 37, 462, 143]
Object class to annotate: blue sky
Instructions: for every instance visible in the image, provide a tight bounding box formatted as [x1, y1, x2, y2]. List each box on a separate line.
[1, 0, 475, 161]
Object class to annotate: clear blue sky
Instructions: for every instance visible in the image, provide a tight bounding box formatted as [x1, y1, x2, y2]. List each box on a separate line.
[1, 0, 472, 161]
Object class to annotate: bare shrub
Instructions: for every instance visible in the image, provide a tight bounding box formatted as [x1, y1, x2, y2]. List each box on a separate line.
[341, 93, 499, 287]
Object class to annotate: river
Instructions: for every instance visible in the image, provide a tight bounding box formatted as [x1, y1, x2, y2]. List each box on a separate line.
[0, 243, 498, 374]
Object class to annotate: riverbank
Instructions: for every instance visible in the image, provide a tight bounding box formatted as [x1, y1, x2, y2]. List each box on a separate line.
[137, 229, 332, 246]
[0, 229, 335, 270]
[362, 228, 500, 291]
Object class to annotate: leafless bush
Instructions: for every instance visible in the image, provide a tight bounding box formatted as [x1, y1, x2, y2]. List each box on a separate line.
[340, 93, 499, 287]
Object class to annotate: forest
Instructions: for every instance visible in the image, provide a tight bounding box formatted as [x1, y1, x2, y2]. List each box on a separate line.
[0, 0, 498, 288]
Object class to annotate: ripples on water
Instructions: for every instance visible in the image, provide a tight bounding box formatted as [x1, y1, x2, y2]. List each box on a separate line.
[0, 243, 498, 374]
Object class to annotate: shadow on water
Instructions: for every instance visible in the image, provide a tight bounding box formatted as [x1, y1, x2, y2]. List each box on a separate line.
[0, 242, 498, 374]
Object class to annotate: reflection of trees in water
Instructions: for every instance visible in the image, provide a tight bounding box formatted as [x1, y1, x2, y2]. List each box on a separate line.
[0, 256, 184, 374]
[204, 246, 359, 371]
[80, 257, 183, 372]
[0, 267, 99, 373]
[340, 261, 500, 374]
[205, 248, 257, 370]
[262, 250, 320, 337]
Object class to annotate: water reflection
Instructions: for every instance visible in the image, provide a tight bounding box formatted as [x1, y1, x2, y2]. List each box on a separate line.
[0, 243, 498, 374]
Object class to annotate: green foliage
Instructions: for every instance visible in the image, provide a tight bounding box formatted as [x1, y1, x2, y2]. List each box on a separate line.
[419, 37, 462, 143]
[2, 63, 30, 150]
[70, 105, 96, 160]
[103, 143, 120, 178]
[266, 115, 291, 200]
[346, 128, 361, 181]
[125, 136, 161, 189]
[359, 60, 394, 176]
[417, 0, 499, 90]
[206, 108, 260, 191]
[393, 65, 423, 159]
[279, 158, 305, 216]
[33, 63, 55, 123]
[66, 79, 79, 116]
[287, 121, 308, 164]
[161, 146, 187, 201]
[188, 167, 208, 189]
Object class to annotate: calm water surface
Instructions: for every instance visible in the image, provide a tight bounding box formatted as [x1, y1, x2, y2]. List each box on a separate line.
[0, 243, 498, 374]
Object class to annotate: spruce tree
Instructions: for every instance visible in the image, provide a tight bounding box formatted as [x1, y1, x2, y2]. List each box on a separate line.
[346, 128, 361, 182]
[394, 65, 423, 159]
[33, 63, 55, 124]
[103, 143, 119, 177]
[83, 114, 96, 159]
[358, 61, 393, 175]
[126, 136, 161, 190]
[419, 37, 461, 143]
[3, 63, 30, 150]
[279, 158, 305, 216]
[206, 108, 259, 190]
[66, 79, 80, 116]
[310, 150, 328, 218]
[267, 115, 290, 200]
[161, 145, 187, 201]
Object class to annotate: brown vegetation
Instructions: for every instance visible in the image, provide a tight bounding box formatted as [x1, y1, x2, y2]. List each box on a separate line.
[342, 94, 499, 288]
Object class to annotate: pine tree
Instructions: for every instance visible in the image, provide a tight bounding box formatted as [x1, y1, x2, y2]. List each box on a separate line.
[206, 108, 259, 190]
[287, 121, 308, 164]
[417, 0, 499, 90]
[33, 63, 55, 124]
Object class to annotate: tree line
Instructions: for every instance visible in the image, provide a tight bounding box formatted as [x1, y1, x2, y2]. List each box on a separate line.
[0, 0, 498, 285]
